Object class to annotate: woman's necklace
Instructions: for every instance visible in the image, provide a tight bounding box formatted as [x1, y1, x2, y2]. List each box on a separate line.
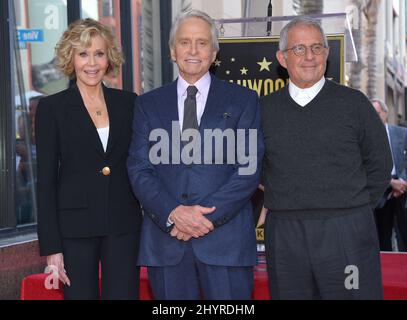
[79, 85, 105, 117]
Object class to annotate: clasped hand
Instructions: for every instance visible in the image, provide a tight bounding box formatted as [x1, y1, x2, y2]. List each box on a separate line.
[391, 178, 407, 198]
[169, 205, 215, 241]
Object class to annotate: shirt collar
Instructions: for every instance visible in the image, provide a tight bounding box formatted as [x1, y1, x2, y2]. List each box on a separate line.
[177, 72, 211, 99]
[289, 76, 326, 99]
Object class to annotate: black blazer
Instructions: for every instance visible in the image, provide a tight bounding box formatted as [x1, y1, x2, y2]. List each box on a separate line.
[35, 84, 142, 256]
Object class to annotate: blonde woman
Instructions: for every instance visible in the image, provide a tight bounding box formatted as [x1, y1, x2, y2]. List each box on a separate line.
[35, 19, 142, 300]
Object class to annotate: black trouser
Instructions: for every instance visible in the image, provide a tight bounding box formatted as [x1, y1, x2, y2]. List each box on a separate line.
[374, 195, 405, 251]
[396, 199, 407, 251]
[62, 233, 140, 300]
[264, 207, 383, 300]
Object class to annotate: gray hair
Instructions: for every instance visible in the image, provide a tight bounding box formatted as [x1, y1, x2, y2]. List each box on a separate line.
[279, 16, 328, 52]
[169, 9, 219, 52]
[371, 98, 388, 113]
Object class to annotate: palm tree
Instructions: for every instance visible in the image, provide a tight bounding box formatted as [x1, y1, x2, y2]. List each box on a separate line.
[347, 0, 364, 90]
[142, 0, 160, 91]
[363, 0, 381, 98]
[293, 0, 323, 15]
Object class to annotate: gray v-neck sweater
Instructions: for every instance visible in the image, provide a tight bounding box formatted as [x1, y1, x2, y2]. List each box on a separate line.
[260, 80, 392, 215]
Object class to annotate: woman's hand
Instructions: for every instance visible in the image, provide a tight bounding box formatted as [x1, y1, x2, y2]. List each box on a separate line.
[47, 253, 71, 286]
[257, 206, 268, 228]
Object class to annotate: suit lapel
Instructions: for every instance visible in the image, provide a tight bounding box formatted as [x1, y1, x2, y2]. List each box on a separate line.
[389, 125, 401, 175]
[104, 85, 120, 156]
[156, 80, 180, 136]
[199, 75, 226, 135]
[68, 84, 105, 156]
[388, 125, 397, 158]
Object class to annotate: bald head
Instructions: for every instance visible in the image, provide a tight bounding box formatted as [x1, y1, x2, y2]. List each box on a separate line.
[371, 99, 388, 124]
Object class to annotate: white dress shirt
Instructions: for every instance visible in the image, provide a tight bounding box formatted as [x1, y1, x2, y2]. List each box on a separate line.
[167, 73, 212, 226]
[177, 72, 211, 131]
[385, 124, 397, 176]
[289, 77, 326, 107]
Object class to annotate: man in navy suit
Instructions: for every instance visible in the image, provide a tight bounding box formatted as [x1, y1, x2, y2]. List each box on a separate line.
[372, 98, 407, 251]
[127, 10, 264, 300]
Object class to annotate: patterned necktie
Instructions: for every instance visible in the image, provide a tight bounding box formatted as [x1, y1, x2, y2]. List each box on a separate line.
[183, 86, 198, 132]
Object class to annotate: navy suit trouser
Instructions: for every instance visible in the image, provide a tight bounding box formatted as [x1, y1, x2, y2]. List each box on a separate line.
[147, 242, 253, 300]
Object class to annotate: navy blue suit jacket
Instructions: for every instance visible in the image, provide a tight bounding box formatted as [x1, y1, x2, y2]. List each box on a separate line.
[127, 74, 264, 267]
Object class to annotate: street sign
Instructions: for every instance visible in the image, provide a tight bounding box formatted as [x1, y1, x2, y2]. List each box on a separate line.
[17, 29, 44, 42]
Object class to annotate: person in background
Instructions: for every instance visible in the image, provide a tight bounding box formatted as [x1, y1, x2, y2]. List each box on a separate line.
[260, 16, 392, 299]
[35, 18, 142, 300]
[371, 98, 407, 252]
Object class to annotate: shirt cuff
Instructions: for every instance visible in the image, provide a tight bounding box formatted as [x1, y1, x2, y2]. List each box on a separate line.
[166, 212, 175, 227]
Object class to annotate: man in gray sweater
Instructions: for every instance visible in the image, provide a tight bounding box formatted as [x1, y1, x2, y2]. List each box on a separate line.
[260, 16, 392, 299]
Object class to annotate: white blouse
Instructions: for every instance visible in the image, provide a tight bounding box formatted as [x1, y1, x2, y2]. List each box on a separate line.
[97, 126, 110, 152]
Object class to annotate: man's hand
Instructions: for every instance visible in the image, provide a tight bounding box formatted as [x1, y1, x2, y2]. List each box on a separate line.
[170, 205, 215, 238]
[47, 253, 71, 286]
[170, 225, 193, 241]
[390, 179, 407, 197]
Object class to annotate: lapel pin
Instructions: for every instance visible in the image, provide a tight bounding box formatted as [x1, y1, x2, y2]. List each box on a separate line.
[223, 112, 231, 119]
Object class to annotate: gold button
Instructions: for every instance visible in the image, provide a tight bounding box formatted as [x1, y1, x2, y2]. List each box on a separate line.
[102, 167, 111, 176]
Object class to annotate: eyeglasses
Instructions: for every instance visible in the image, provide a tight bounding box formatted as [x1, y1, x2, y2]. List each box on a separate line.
[283, 43, 327, 56]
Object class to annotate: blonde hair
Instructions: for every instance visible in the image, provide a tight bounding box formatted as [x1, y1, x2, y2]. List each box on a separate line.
[56, 18, 124, 79]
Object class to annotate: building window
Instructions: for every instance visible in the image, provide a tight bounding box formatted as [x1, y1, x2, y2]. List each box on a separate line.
[102, 0, 114, 17]
[81, 0, 123, 89]
[12, 0, 68, 226]
[81, 0, 143, 92]
[0, 0, 144, 233]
